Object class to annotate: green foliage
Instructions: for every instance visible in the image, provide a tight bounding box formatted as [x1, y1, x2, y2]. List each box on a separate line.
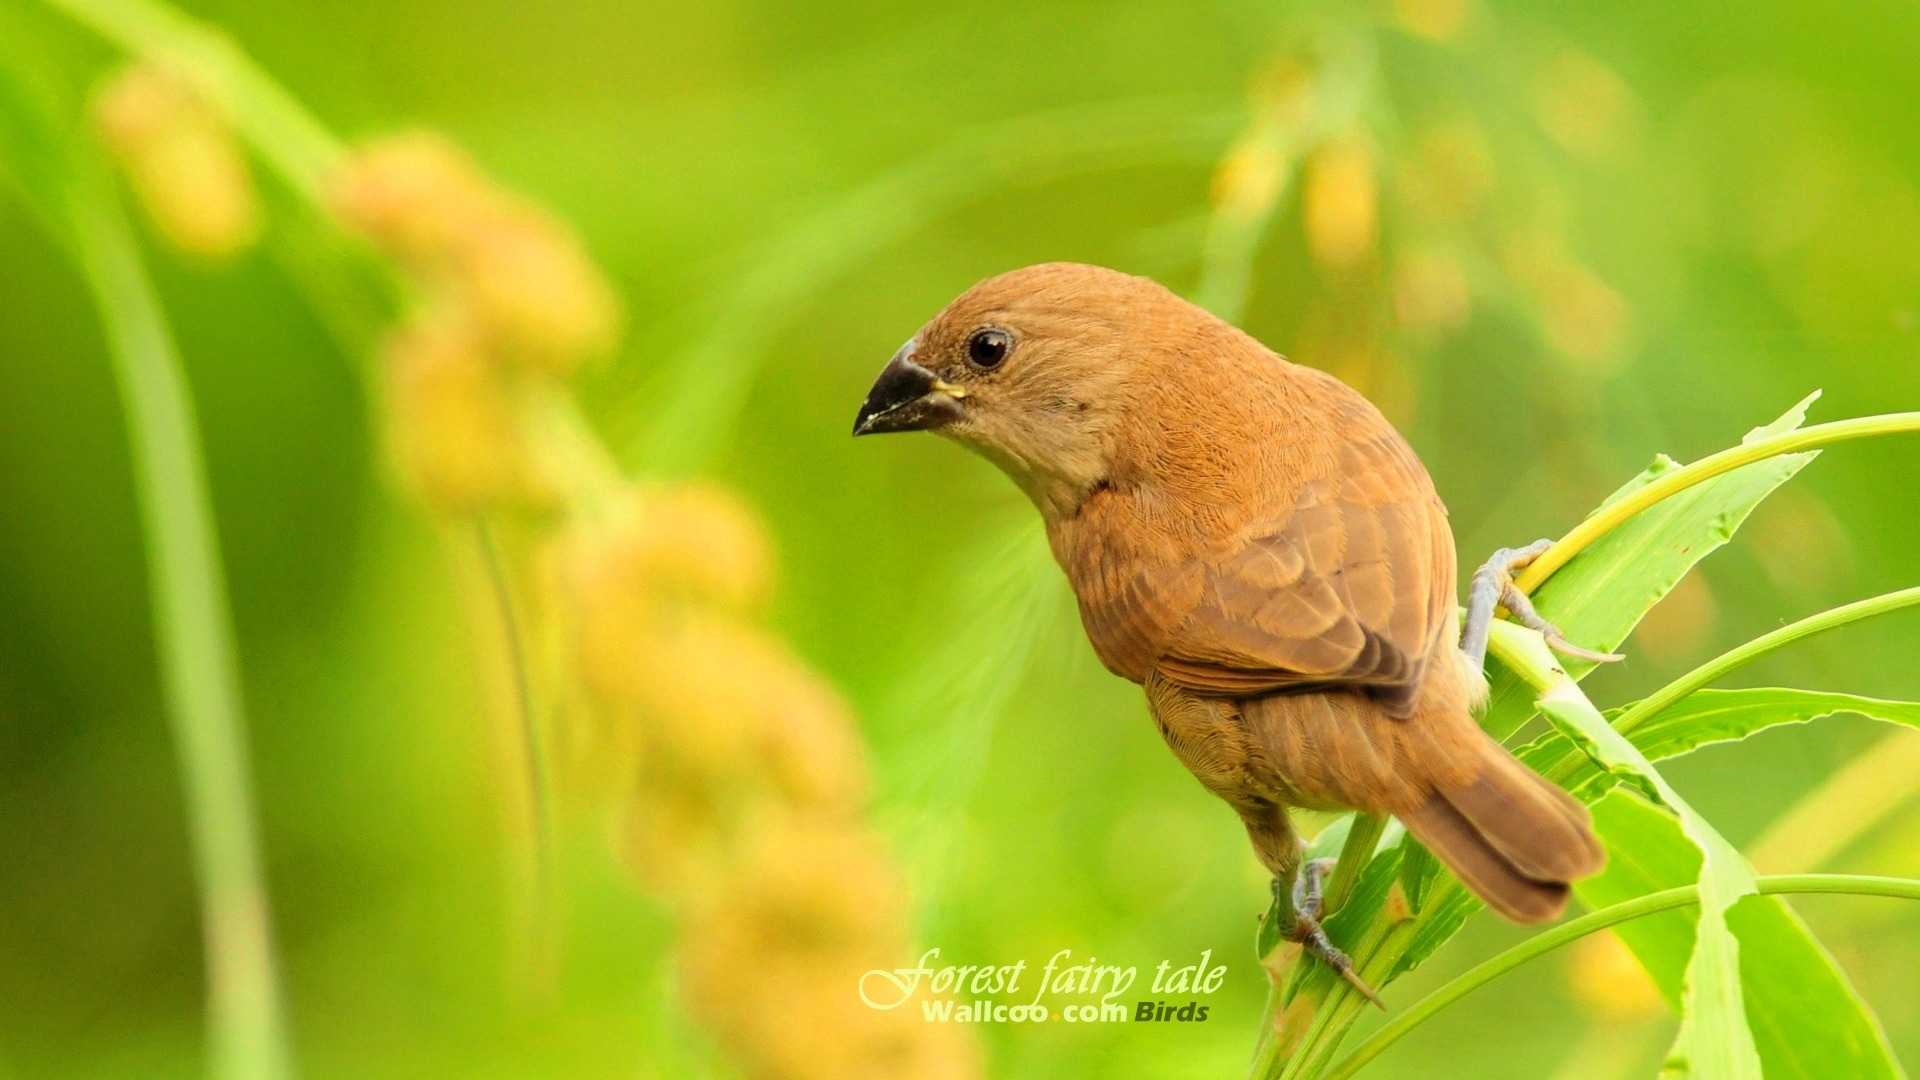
[1323, 873, 1920, 1080]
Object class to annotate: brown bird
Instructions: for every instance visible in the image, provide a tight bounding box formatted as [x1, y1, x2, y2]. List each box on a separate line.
[854, 263, 1609, 995]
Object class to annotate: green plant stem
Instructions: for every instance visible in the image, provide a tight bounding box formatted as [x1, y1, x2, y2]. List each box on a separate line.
[1614, 586, 1920, 738]
[68, 168, 294, 1077]
[1322, 813, 1385, 917]
[1319, 874, 1920, 1080]
[473, 517, 556, 990]
[1516, 413, 1920, 593]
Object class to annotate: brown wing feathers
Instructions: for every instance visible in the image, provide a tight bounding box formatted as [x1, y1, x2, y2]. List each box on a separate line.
[1093, 374, 1604, 922]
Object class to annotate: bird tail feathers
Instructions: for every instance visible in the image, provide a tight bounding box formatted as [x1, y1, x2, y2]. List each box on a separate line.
[1400, 736, 1605, 924]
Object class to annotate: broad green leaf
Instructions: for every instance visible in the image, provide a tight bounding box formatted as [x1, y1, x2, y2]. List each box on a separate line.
[1582, 790, 1905, 1080]
[1511, 629, 1762, 1080]
[1581, 790, 1699, 1004]
[1626, 686, 1920, 764]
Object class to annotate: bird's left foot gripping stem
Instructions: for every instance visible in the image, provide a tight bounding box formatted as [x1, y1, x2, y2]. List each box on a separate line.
[1277, 857, 1386, 1010]
[1460, 539, 1625, 671]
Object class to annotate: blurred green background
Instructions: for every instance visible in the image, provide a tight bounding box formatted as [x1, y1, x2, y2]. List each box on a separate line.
[2, 0, 1919, 1076]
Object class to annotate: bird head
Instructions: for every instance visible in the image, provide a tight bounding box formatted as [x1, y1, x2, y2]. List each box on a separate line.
[853, 262, 1185, 518]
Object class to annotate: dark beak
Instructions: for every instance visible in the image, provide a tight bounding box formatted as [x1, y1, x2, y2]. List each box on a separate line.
[852, 344, 967, 436]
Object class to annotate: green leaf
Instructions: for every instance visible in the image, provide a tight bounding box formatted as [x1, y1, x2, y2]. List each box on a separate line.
[1499, 625, 1763, 1080]
[1524, 688, 1920, 800]
[1582, 791, 1906, 1080]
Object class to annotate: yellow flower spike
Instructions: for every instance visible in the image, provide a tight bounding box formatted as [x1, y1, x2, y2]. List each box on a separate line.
[678, 818, 976, 1080]
[331, 132, 622, 375]
[91, 62, 260, 258]
[614, 774, 732, 899]
[596, 612, 866, 812]
[1303, 136, 1379, 272]
[381, 306, 541, 512]
[636, 482, 777, 614]
[326, 132, 495, 267]
[454, 203, 623, 376]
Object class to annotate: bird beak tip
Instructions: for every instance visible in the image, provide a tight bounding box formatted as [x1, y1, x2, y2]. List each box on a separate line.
[851, 347, 963, 437]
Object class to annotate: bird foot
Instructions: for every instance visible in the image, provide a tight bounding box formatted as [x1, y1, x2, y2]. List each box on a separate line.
[1275, 856, 1385, 1010]
[1459, 539, 1625, 671]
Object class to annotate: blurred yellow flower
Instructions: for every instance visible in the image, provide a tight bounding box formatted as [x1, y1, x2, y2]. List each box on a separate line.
[1303, 136, 1378, 271]
[91, 62, 260, 258]
[1530, 52, 1641, 163]
[1398, 119, 1493, 225]
[1212, 139, 1290, 223]
[381, 306, 542, 512]
[1504, 231, 1631, 365]
[1568, 931, 1665, 1022]
[330, 132, 622, 376]
[678, 818, 978, 1080]
[1392, 0, 1474, 42]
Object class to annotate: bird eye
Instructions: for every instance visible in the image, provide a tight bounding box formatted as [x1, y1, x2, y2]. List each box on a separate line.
[966, 328, 1011, 370]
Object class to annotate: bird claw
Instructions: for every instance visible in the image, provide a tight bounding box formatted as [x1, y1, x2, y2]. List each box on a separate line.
[1460, 539, 1624, 670]
[1276, 856, 1386, 1010]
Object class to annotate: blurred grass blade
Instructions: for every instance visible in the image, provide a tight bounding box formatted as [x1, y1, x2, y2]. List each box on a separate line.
[1750, 731, 1920, 875]
[1492, 620, 1763, 1080]
[1321, 873, 1920, 1080]
[64, 158, 295, 1076]
[473, 518, 558, 996]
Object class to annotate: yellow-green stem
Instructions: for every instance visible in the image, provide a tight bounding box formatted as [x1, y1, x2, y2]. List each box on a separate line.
[68, 160, 294, 1079]
[1321, 813, 1385, 918]
[1614, 586, 1920, 737]
[1517, 413, 1920, 593]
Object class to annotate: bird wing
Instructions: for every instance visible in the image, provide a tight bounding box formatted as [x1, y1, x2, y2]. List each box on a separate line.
[1145, 423, 1455, 714]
